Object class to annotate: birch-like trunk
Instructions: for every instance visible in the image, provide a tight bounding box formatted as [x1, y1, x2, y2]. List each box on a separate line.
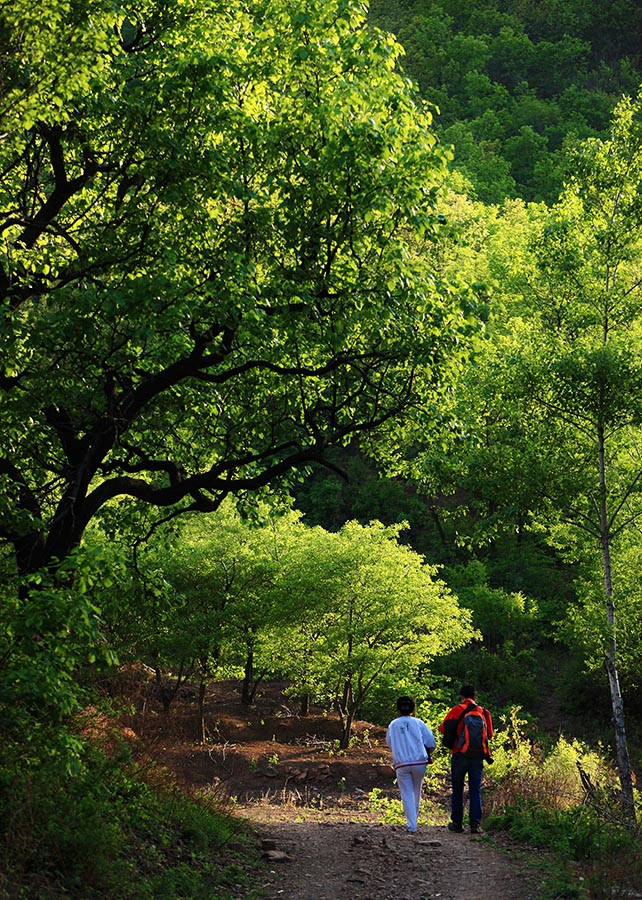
[597, 423, 636, 825]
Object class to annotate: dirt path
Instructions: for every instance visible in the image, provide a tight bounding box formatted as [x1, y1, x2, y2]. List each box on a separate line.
[241, 812, 547, 900]
[120, 680, 552, 898]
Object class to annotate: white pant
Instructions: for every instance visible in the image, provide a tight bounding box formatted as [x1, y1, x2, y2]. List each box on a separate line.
[396, 764, 427, 832]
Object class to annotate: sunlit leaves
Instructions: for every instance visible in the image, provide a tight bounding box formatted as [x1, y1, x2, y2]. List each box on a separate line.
[0, 545, 115, 731]
[264, 519, 476, 721]
[0, 0, 468, 565]
[0, 0, 477, 743]
[125, 505, 477, 734]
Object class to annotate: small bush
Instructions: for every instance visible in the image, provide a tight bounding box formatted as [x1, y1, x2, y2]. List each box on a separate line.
[367, 785, 444, 826]
[485, 707, 614, 816]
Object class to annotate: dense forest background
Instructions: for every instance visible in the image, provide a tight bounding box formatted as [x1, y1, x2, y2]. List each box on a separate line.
[3, 0, 642, 896]
[370, 0, 642, 203]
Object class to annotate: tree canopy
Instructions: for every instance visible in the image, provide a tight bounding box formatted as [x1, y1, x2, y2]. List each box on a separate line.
[369, 0, 642, 202]
[0, 0, 476, 588]
[121, 506, 476, 745]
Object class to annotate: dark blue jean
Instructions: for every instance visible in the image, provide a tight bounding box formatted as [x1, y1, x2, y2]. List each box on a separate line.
[450, 753, 484, 826]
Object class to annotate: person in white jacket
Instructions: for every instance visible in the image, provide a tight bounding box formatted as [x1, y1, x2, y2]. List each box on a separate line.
[386, 696, 436, 834]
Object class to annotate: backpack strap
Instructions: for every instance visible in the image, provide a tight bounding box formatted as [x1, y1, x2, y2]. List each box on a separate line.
[453, 701, 477, 735]
[458, 701, 478, 721]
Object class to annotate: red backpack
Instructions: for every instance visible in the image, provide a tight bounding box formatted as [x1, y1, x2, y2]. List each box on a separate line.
[444, 703, 491, 761]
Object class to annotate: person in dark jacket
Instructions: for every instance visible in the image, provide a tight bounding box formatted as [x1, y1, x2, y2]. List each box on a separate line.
[439, 683, 493, 834]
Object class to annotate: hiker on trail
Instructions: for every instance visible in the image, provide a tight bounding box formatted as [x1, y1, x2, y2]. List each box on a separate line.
[439, 683, 494, 835]
[386, 696, 436, 834]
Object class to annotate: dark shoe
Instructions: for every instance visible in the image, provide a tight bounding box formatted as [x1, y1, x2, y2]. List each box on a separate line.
[470, 823, 483, 834]
[447, 822, 464, 833]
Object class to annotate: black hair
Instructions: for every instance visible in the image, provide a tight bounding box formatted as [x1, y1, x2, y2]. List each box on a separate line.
[396, 696, 415, 715]
[460, 683, 476, 699]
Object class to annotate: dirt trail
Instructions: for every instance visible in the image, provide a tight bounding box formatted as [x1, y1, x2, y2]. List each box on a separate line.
[242, 812, 546, 900]
[118, 680, 550, 899]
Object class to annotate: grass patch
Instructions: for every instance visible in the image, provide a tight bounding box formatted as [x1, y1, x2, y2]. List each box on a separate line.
[0, 738, 262, 900]
[367, 786, 447, 826]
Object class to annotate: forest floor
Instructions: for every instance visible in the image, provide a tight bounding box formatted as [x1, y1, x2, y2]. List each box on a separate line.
[111, 674, 558, 899]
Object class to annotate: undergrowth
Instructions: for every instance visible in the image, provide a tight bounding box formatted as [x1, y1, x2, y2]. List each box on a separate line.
[367, 786, 448, 826]
[3, 695, 641, 900]
[0, 735, 261, 900]
[484, 708, 642, 900]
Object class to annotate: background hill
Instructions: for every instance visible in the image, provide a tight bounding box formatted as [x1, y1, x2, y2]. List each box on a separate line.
[369, 0, 642, 202]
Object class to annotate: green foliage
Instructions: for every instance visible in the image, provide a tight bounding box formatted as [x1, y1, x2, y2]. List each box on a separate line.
[106, 501, 302, 692]
[486, 707, 613, 806]
[561, 534, 642, 706]
[481, 709, 642, 898]
[1, 0, 468, 569]
[358, 672, 448, 728]
[296, 450, 417, 531]
[367, 786, 443, 826]
[394, 94, 642, 810]
[444, 560, 538, 649]
[369, 0, 642, 202]
[0, 737, 254, 900]
[505, 98, 642, 813]
[0, 546, 119, 745]
[489, 800, 638, 865]
[1, 0, 483, 742]
[367, 787, 406, 824]
[263, 518, 477, 742]
[427, 562, 542, 705]
[123, 505, 477, 741]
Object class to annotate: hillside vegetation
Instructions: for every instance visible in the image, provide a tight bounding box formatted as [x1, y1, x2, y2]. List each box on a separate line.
[370, 0, 642, 202]
[2, 0, 642, 897]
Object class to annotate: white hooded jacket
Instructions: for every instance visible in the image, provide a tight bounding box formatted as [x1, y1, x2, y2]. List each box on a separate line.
[386, 715, 436, 770]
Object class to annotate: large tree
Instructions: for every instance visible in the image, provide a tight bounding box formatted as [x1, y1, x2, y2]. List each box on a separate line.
[388, 95, 642, 822]
[0, 0, 473, 581]
[515, 93, 642, 824]
[0, 0, 479, 731]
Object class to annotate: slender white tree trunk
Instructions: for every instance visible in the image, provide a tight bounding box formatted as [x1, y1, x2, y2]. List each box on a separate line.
[597, 423, 636, 825]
